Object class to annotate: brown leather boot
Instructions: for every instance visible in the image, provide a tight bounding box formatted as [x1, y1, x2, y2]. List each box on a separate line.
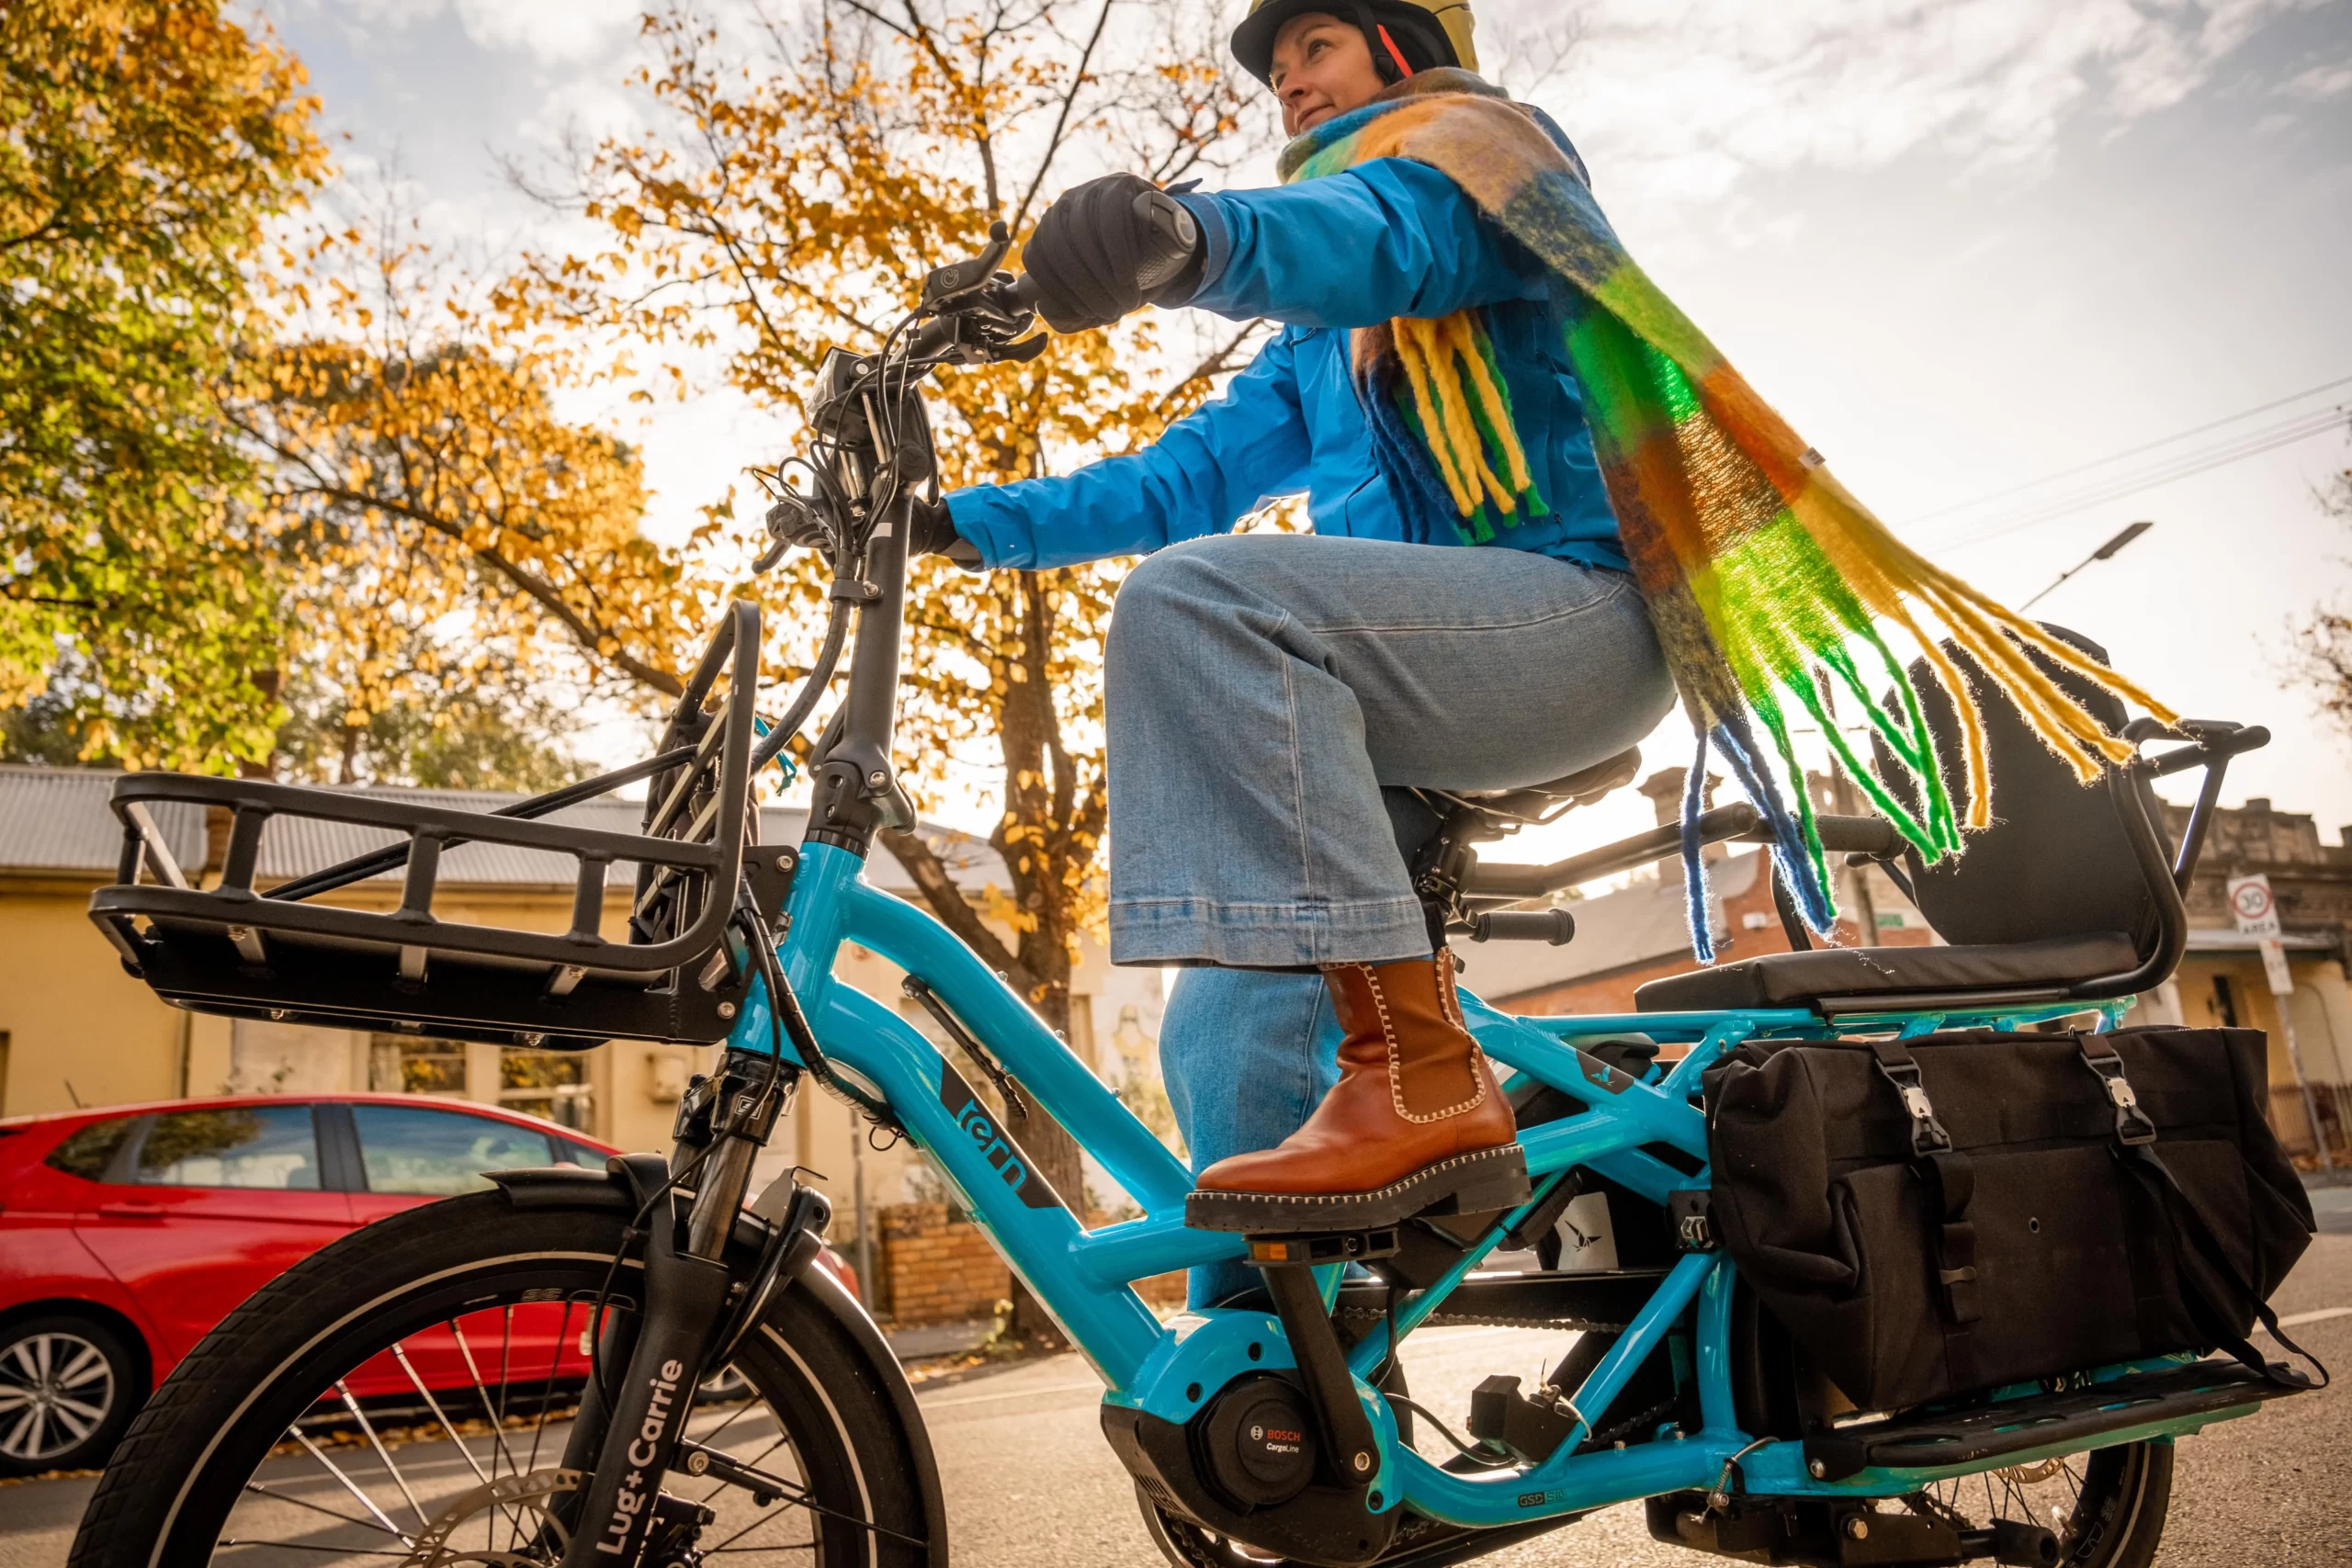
[1184, 953, 1527, 1233]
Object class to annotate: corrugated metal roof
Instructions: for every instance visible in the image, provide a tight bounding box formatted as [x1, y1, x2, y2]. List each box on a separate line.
[0, 766, 1008, 894]
[0, 766, 206, 875]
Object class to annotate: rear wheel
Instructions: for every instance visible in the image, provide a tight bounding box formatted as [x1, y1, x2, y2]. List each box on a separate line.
[1915, 1439, 2172, 1568]
[68, 1192, 935, 1567]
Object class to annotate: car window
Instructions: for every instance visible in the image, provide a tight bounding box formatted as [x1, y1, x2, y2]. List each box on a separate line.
[45, 1117, 137, 1180]
[351, 1104, 555, 1196]
[557, 1141, 605, 1168]
[137, 1107, 322, 1190]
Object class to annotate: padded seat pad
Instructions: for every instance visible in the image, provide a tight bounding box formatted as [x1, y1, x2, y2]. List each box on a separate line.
[1634, 931, 2141, 1012]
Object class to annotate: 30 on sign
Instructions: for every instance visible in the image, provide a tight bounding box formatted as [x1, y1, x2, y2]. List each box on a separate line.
[2227, 873, 2281, 938]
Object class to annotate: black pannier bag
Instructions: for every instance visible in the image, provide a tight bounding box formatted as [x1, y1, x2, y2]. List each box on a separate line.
[1705, 1024, 2319, 1412]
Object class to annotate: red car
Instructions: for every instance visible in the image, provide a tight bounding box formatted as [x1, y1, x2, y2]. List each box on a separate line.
[0, 1093, 850, 1476]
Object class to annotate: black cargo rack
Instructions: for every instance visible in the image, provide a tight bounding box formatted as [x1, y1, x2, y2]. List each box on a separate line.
[88, 603, 771, 1050]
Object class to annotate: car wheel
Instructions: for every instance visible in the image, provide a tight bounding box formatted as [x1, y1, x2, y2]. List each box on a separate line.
[0, 1314, 140, 1477]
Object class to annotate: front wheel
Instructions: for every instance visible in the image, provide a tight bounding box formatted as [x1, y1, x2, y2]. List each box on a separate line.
[68, 1191, 937, 1567]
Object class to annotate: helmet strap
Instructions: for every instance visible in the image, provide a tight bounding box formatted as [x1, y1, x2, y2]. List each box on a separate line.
[1374, 23, 1416, 78]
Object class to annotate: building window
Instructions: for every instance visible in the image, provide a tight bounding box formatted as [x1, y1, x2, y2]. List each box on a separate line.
[2211, 975, 2240, 1029]
[369, 1035, 469, 1097]
[500, 1047, 594, 1133]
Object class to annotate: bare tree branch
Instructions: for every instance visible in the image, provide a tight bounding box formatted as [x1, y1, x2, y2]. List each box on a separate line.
[1007, 0, 1114, 233]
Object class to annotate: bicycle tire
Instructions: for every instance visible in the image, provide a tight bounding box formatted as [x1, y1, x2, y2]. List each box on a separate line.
[1920, 1438, 2172, 1568]
[67, 1191, 935, 1568]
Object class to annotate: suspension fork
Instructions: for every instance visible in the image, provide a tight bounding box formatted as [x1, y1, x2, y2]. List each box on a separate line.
[555, 1047, 787, 1567]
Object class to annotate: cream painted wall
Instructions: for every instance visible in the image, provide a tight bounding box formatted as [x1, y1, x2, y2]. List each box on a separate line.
[0, 877, 187, 1117]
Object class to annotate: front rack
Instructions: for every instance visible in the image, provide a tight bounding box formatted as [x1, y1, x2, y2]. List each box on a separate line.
[88, 602, 772, 1051]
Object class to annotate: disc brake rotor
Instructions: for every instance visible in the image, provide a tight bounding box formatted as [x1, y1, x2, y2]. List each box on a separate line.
[1996, 1458, 2065, 1484]
[401, 1467, 583, 1567]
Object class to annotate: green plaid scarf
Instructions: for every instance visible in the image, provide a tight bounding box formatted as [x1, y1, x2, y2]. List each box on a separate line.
[1281, 71, 2175, 955]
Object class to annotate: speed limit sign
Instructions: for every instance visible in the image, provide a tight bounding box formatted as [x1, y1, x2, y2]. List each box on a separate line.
[2228, 874, 2281, 939]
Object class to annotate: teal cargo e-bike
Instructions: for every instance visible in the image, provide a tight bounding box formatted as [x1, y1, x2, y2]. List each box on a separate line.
[71, 227, 2320, 1568]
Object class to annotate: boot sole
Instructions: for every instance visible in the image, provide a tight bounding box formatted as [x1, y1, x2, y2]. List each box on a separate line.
[1183, 1144, 1532, 1235]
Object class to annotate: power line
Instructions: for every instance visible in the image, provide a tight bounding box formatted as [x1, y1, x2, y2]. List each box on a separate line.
[1900, 372, 2352, 536]
[1916, 401, 2349, 550]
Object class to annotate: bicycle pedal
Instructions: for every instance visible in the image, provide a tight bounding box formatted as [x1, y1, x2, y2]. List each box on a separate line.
[1244, 1227, 1399, 1267]
[1187, 1143, 1532, 1235]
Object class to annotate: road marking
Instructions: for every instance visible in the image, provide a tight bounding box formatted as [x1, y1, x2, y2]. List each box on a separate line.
[920, 1380, 1103, 1410]
[2261, 1306, 2350, 1334]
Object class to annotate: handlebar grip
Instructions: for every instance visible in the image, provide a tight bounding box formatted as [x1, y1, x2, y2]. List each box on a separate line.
[1811, 815, 1904, 856]
[1010, 272, 1042, 308]
[1469, 908, 1577, 945]
[1132, 189, 1200, 293]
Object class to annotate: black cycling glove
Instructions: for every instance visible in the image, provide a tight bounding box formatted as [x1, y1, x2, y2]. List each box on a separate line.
[1022, 174, 1203, 334]
[909, 494, 981, 569]
[764, 492, 977, 569]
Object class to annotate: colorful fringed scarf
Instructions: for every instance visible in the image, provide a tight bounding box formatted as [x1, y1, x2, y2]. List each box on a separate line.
[1283, 71, 2178, 956]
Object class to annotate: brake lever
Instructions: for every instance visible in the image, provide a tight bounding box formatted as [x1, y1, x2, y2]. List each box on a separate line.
[920, 220, 1016, 311]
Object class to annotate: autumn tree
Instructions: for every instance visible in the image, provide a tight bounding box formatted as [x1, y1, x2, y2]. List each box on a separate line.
[514, 0, 1267, 1256]
[0, 0, 327, 767]
[233, 208, 725, 793]
[2290, 432, 2352, 737]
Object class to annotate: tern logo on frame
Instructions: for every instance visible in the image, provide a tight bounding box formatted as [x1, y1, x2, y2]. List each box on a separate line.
[938, 1059, 1066, 1209]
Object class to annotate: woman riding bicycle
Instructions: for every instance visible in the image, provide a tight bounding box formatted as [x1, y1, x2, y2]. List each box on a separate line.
[910, 1, 1677, 1305]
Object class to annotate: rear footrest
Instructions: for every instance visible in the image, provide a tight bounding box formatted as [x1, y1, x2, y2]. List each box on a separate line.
[1804, 1359, 2304, 1481]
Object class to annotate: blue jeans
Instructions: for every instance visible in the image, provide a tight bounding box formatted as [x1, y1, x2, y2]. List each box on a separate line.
[1103, 534, 1675, 1304]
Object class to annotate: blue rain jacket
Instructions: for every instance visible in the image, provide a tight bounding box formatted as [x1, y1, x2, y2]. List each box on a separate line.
[944, 158, 1626, 573]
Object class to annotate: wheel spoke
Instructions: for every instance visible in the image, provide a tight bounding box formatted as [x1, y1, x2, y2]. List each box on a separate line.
[216, 1540, 412, 1557]
[55, 1343, 107, 1387]
[390, 1340, 493, 1487]
[522, 1301, 575, 1477]
[47, 1398, 99, 1441]
[290, 1427, 414, 1546]
[333, 1381, 430, 1529]
[3, 1404, 41, 1459]
[238, 1480, 410, 1540]
[448, 1320, 524, 1482]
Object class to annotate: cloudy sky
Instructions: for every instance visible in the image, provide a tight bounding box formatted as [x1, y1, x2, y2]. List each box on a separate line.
[263, 0, 2352, 861]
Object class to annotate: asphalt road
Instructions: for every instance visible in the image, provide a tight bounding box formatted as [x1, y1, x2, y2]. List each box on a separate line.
[5, 1236, 2346, 1567]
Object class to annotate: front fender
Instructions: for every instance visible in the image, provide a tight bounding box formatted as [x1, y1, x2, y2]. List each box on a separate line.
[485, 1163, 949, 1567]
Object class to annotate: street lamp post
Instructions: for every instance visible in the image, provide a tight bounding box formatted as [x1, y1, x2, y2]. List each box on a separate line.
[2020, 520, 2154, 611]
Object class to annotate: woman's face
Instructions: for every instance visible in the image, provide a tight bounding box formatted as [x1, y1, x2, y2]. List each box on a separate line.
[1270, 13, 1387, 137]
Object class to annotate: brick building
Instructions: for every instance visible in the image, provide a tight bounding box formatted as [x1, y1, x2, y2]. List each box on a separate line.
[1465, 767, 1932, 1017]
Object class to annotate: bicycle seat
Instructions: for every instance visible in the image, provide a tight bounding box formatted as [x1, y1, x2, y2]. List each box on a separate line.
[1635, 627, 2180, 1017]
[1450, 746, 1642, 818]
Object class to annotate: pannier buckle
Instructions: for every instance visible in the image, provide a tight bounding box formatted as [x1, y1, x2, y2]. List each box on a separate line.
[2079, 1045, 2158, 1146]
[1872, 1054, 1953, 1156]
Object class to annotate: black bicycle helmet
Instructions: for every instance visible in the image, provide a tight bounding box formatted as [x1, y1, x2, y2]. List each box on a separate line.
[1230, 1, 1476, 87]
